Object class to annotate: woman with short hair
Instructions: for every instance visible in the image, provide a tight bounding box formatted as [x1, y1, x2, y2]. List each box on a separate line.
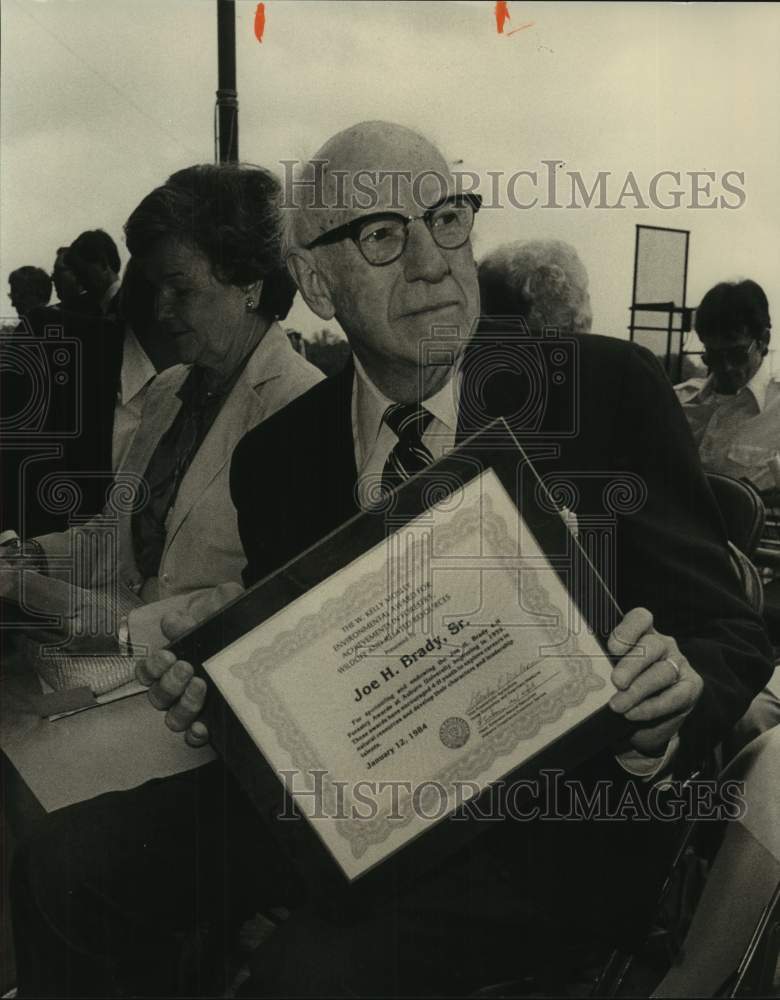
[478, 239, 593, 334]
[7, 163, 323, 686]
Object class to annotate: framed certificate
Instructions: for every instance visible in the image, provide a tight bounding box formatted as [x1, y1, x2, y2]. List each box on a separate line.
[172, 418, 630, 894]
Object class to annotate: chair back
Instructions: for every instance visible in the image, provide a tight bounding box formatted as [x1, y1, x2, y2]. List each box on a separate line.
[706, 474, 766, 559]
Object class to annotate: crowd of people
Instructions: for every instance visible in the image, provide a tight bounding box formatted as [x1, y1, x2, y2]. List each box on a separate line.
[1, 120, 778, 998]
[3, 229, 175, 538]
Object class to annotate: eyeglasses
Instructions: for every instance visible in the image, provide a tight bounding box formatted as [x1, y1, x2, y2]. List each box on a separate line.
[303, 194, 482, 266]
[701, 340, 759, 367]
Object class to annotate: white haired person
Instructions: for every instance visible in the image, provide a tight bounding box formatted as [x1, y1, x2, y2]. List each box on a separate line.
[478, 238, 592, 333]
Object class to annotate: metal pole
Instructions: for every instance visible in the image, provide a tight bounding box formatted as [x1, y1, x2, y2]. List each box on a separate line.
[216, 0, 238, 163]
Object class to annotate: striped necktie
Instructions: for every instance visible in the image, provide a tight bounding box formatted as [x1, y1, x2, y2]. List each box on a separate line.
[381, 402, 435, 494]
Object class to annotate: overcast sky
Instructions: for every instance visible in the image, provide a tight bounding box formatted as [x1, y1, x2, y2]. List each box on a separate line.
[2, 0, 779, 361]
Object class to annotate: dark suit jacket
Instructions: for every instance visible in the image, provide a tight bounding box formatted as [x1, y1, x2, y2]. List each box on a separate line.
[231, 326, 772, 782]
[230, 326, 773, 946]
[1, 305, 124, 535]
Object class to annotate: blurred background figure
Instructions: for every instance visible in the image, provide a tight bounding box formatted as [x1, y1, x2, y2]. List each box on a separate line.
[675, 280, 779, 506]
[51, 246, 92, 314]
[108, 257, 179, 469]
[65, 229, 122, 315]
[7, 265, 52, 329]
[37, 255, 180, 520]
[676, 280, 780, 749]
[478, 239, 593, 333]
[0, 253, 174, 538]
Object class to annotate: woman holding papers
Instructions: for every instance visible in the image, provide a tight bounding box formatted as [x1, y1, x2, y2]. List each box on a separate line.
[0, 163, 322, 691]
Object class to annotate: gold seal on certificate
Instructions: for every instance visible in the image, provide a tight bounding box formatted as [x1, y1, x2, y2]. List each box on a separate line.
[173, 420, 624, 884]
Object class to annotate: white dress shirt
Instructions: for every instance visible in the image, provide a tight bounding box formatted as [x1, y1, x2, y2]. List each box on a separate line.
[100, 276, 122, 315]
[112, 326, 157, 471]
[352, 354, 460, 508]
[350, 357, 677, 779]
[675, 362, 780, 491]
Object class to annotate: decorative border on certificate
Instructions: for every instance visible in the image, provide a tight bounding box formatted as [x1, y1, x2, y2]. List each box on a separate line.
[226, 480, 606, 861]
[178, 420, 629, 886]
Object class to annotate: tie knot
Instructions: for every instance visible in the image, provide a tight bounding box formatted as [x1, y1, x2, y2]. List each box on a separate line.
[383, 403, 434, 441]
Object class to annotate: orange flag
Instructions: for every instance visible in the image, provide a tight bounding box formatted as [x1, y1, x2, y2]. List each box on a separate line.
[496, 1, 510, 34]
[254, 2, 266, 43]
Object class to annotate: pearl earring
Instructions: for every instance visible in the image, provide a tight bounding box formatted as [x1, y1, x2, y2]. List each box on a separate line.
[245, 296, 255, 312]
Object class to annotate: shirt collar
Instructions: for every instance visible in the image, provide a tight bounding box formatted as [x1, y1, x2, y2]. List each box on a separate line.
[744, 360, 774, 411]
[684, 361, 774, 411]
[119, 326, 156, 406]
[100, 277, 122, 314]
[177, 337, 262, 410]
[352, 354, 460, 458]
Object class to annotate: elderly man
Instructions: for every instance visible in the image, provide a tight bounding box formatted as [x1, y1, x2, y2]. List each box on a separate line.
[149, 121, 769, 992]
[11, 124, 773, 998]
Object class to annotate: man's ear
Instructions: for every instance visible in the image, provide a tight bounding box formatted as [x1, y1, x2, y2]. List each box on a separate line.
[287, 250, 336, 321]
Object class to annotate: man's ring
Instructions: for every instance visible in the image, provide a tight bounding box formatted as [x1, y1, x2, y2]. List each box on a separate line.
[665, 658, 681, 683]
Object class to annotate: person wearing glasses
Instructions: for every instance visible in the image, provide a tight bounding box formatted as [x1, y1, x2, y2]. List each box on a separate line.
[675, 279, 780, 754]
[675, 279, 780, 508]
[11, 123, 773, 998]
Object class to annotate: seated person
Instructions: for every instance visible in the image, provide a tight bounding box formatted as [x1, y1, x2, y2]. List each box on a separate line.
[676, 280, 780, 746]
[10, 122, 772, 999]
[675, 279, 780, 509]
[478, 238, 592, 332]
[0, 162, 322, 678]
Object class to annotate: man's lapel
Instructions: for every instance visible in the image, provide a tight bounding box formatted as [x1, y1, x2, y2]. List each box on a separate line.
[318, 359, 360, 531]
[455, 318, 561, 444]
[455, 321, 524, 443]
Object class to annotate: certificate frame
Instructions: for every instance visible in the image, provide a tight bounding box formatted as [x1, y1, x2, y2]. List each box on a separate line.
[172, 418, 632, 900]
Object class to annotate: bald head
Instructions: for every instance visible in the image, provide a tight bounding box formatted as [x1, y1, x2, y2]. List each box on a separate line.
[319, 120, 448, 175]
[283, 120, 480, 403]
[287, 121, 455, 248]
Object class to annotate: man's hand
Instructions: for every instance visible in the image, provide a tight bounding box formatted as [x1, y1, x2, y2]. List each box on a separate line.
[608, 607, 703, 758]
[135, 582, 243, 747]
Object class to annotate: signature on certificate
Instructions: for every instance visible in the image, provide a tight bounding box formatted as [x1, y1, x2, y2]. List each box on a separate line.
[467, 663, 554, 729]
[467, 667, 526, 711]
